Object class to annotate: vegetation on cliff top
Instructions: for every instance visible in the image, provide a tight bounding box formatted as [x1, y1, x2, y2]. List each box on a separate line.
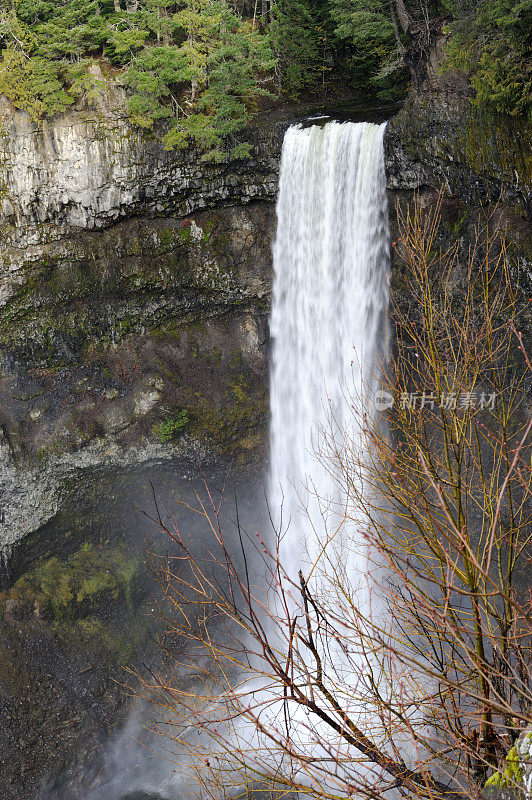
[0, 0, 530, 159]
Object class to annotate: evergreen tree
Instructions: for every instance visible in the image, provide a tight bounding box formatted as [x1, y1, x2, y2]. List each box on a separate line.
[270, 0, 321, 95]
[327, 0, 404, 97]
[442, 0, 531, 117]
[0, 0, 529, 153]
[328, 0, 395, 49]
[126, 0, 274, 160]
[0, 0, 274, 157]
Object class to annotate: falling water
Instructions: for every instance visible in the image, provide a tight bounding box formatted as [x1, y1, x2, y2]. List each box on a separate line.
[269, 120, 390, 575]
[89, 120, 391, 800]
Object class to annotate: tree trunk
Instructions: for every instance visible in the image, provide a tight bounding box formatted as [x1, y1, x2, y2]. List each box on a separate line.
[261, 0, 268, 27]
[113, 0, 121, 11]
[394, 0, 411, 32]
[390, 0, 406, 55]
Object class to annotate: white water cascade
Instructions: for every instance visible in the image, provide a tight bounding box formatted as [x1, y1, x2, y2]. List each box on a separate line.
[269, 120, 390, 576]
[91, 120, 392, 800]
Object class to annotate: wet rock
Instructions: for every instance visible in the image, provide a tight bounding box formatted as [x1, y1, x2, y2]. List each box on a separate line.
[132, 386, 160, 418]
[384, 36, 531, 211]
[518, 730, 532, 796]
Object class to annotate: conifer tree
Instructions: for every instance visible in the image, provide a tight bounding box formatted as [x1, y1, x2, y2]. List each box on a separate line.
[0, 0, 529, 149]
[270, 0, 320, 94]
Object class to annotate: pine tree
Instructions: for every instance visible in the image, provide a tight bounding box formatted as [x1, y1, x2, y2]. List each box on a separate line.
[270, 0, 320, 94]
[328, 0, 394, 51]
[442, 0, 532, 117]
[127, 0, 274, 159]
[327, 0, 406, 98]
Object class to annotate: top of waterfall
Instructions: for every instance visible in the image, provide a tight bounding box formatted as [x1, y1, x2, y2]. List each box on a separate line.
[295, 98, 401, 129]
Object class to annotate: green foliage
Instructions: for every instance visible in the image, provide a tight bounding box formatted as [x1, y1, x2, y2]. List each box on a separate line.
[67, 58, 105, 100]
[328, 0, 406, 97]
[126, 45, 190, 127]
[0, 49, 73, 118]
[329, 0, 394, 47]
[144, 3, 275, 160]
[0, 0, 273, 158]
[270, 0, 321, 95]
[324, 0, 530, 113]
[152, 408, 189, 441]
[442, 0, 532, 117]
[0, 0, 528, 144]
[0, 0, 110, 117]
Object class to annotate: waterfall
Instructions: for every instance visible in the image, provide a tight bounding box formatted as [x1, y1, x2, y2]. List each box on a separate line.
[89, 120, 391, 800]
[269, 120, 390, 574]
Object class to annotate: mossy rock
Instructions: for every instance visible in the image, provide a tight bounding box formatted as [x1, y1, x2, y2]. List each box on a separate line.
[187, 375, 267, 456]
[2, 542, 141, 622]
[0, 542, 152, 664]
[484, 746, 525, 799]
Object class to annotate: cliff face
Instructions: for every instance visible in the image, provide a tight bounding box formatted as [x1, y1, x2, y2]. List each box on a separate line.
[0, 91, 285, 556]
[384, 40, 531, 283]
[383, 39, 531, 391]
[0, 87, 279, 236]
[385, 37, 531, 211]
[0, 95, 286, 799]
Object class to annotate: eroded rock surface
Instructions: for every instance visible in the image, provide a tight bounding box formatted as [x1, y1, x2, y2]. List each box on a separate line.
[0, 87, 281, 554]
[384, 37, 531, 211]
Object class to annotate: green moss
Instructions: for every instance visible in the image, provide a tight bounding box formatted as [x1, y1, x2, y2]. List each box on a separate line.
[456, 110, 532, 189]
[0, 541, 150, 663]
[150, 319, 184, 341]
[76, 572, 117, 604]
[71, 615, 148, 663]
[188, 375, 267, 456]
[34, 558, 76, 618]
[4, 542, 141, 621]
[485, 746, 524, 791]
[229, 349, 244, 372]
[390, 95, 531, 204]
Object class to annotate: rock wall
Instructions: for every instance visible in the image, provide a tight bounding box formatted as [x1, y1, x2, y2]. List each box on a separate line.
[0, 88, 278, 236]
[0, 94, 286, 798]
[0, 92, 285, 557]
[384, 38, 531, 211]
[384, 37, 531, 337]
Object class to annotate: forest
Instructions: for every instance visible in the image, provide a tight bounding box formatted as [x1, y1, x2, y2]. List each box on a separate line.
[0, 0, 530, 160]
